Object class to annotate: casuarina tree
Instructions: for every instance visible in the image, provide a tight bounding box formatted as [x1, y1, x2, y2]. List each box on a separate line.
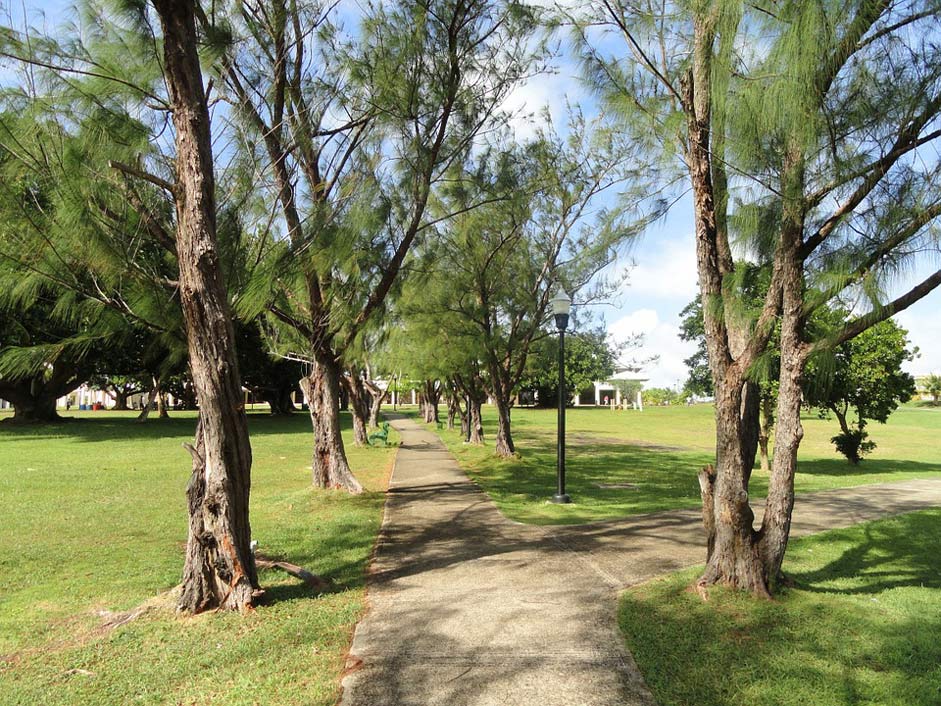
[580, 1, 941, 595]
[414, 117, 660, 457]
[219, 0, 541, 491]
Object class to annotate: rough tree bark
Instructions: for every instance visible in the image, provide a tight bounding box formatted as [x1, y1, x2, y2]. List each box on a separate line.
[469, 398, 484, 444]
[421, 380, 441, 424]
[487, 368, 515, 457]
[151, 0, 258, 613]
[364, 378, 388, 429]
[667, 1, 939, 597]
[493, 395, 515, 457]
[684, 21, 773, 595]
[446, 391, 459, 430]
[344, 370, 370, 447]
[300, 358, 363, 492]
[758, 394, 774, 472]
[157, 391, 170, 419]
[756, 213, 807, 589]
[697, 376, 769, 595]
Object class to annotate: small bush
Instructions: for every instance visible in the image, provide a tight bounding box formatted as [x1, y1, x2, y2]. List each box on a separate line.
[831, 429, 876, 465]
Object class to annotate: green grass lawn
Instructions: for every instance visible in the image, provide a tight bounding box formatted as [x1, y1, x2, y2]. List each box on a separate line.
[425, 403, 941, 524]
[0, 410, 397, 706]
[619, 509, 941, 706]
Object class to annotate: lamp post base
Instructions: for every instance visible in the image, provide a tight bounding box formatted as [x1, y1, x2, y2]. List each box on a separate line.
[551, 493, 572, 504]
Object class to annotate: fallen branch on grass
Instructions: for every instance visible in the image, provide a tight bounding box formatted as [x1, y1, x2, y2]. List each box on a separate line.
[255, 555, 332, 590]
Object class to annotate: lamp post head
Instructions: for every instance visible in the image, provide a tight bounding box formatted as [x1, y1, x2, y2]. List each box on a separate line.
[551, 289, 572, 331]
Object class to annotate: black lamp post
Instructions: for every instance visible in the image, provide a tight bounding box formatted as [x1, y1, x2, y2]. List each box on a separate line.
[551, 289, 572, 504]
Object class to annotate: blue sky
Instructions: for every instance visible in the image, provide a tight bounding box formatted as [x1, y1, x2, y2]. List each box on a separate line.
[12, 0, 941, 388]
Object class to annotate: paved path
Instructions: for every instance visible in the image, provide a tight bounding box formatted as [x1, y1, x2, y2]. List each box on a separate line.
[340, 416, 941, 706]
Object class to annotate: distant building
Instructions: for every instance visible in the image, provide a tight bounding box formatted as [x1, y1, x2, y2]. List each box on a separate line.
[575, 369, 649, 410]
[914, 374, 940, 402]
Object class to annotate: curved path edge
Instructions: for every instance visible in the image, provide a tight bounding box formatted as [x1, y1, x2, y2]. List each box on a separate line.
[339, 415, 941, 706]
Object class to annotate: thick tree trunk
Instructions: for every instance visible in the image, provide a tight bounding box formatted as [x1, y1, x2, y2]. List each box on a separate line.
[263, 386, 296, 415]
[421, 380, 440, 424]
[152, 0, 258, 613]
[757, 238, 807, 589]
[697, 464, 717, 562]
[751, 143, 809, 591]
[158, 391, 170, 419]
[693, 381, 764, 593]
[112, 390, 130, 411]
[493, 395, 515, 457]
[758, 361, 804, 589]
[300, 359, 363, 493]
[351, 408, 367, 446]
[367, 392, 383, 429]
[697, 377, 769, 596]
[11, 392, 59, 423]
[684, 31, 777, 596]
[758, 394, 774, 472]
[344, 371, 370, 448]
[1, 370, 80, 423]
[446, 394, 459, 430]
[469, 398, 484, 444]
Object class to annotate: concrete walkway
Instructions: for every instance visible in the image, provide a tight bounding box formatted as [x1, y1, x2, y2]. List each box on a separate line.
[340, 416, 941, 706]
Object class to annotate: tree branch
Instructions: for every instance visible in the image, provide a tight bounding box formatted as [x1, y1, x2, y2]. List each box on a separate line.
[817, 269, 941, 351]
[109, 160, 177, 196]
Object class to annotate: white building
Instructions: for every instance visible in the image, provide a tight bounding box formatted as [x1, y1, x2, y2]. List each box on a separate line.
[574, 369, 649, 410]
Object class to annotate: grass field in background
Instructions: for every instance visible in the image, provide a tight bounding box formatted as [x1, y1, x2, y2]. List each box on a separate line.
[619, 509, 941, 706]
[0, 410, 397, 706]
[425, 403, 941, 524]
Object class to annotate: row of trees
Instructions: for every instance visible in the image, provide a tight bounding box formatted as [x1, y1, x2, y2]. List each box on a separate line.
[0, 0, 552, 611]
[2, 0, 940, 609]
[0, 0, 649, 610]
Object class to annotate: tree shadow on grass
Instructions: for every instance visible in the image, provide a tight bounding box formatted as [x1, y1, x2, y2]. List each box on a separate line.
[0, 409, 346, 443]
[620, 511, 941, 706]
[260, 499, 388, 593]
[435, 413, 941, 523]
[789, 510, 941, 595]
[798, 456, 941, 477]
[448, 439, 712, 522]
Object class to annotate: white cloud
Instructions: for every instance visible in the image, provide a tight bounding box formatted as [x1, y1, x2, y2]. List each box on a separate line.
[608, 308, 697, 388]
[615, 236, 699, 304]
[895, 304, 941, 377]
[499, 72, 581, 141]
